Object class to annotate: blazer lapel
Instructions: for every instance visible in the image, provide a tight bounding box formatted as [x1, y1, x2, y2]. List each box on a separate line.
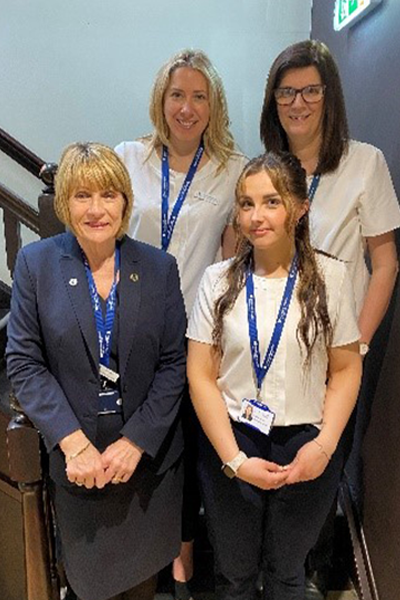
[118, 238, 142, 380]
[59, 232, 99, 370]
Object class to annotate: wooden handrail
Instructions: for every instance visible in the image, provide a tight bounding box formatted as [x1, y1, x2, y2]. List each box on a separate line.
[0, 183, 40, 276]
[0, 127, 45, 179]
[0, 182, 39, 234]
[0, 130, 58, 275]
[0, 168, 61, 277]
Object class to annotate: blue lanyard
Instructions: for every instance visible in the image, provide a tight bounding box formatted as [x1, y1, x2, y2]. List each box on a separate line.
[83, 246, 120, 368]
[308, 173, 321, 203]
[246, 255, 298, 395]
[161, 141, 204, 251]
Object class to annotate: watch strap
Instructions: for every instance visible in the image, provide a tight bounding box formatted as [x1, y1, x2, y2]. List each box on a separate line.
[221, 451, 248, 479]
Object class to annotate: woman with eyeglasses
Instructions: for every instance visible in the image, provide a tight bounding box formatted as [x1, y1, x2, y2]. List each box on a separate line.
[260, 40, 399, 352]
[260, 39, 400, 594]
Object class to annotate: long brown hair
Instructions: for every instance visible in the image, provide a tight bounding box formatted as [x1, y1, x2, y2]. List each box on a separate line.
[260, 40, 349, 174]
[212, 151, 332, 362]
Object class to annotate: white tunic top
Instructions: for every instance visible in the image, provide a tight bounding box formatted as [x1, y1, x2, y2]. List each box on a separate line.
[115, 139, 248, 314]
[187, 253, 360, 426]
[309, 140, 400, 315]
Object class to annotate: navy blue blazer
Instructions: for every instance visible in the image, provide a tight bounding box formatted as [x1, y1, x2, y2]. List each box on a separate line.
[6, 232, 187, 479]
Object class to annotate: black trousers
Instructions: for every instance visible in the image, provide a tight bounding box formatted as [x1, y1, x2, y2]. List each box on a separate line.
[181, 387, 201, 542]
[198, 422, 344, 600]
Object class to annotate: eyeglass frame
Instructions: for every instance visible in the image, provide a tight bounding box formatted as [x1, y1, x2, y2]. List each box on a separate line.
[273, 84, 326, 106]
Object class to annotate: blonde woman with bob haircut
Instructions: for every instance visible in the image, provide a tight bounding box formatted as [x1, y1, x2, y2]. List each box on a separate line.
[116, 48, 247, 599]
[7, 142, 187, 600]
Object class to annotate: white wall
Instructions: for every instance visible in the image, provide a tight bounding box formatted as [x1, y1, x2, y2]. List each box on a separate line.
[0, 0, 311, 283]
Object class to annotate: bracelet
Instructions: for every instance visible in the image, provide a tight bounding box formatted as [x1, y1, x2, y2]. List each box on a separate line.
[312, 439, 331, 461]
[66, 441, 90, 463]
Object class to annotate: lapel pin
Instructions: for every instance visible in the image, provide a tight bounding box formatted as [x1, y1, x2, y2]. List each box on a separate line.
[130, 273, 139, 282]
[69, 278, 78, 286]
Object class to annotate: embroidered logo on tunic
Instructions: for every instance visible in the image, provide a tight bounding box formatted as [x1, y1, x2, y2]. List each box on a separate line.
[193, 191, 219, 206]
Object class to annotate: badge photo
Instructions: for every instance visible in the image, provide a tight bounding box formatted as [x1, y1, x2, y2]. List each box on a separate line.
[239, 398, 275, 436]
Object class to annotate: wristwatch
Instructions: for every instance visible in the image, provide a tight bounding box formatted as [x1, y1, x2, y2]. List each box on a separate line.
[221, 451, 248, 479]
[359, 342, 370, 357]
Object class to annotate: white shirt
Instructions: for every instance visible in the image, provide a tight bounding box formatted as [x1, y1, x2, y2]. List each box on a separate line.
[187, 253, 360, 426]
[115, 139, 248, 315]
[309, 140, 400, 315]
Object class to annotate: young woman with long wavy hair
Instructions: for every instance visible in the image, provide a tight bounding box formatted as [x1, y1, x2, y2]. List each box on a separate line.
[187, 151, 362, 600]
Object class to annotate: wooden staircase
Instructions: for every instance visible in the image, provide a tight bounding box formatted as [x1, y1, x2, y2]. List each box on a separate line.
[0, 127, 61, 600]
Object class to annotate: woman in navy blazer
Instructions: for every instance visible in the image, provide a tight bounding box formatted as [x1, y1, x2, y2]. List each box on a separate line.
[6, 142, 187, 600]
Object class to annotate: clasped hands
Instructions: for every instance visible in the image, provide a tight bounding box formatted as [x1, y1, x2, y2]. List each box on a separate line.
[62, 434, 143, 489]
[236, 437, 332, 491]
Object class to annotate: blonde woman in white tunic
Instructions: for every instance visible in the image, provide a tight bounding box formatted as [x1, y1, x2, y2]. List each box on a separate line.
[116, 49, 247, 600]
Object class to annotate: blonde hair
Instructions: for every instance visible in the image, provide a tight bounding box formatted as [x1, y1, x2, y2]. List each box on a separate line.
[148, 49, 236, 169]
[54, 142, 133, 238]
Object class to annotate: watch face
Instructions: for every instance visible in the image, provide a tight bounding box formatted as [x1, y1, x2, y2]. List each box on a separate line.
[222, 464, 236, 479]
[360, 343, 369, 356]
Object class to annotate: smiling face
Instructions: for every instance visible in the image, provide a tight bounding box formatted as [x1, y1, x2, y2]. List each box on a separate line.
[68, 185, 125, 251]
[163, 67, 210, 150]
[276, 66, 324, 149]
[238, 171, 290, 254]
[238, 170, 308, 258]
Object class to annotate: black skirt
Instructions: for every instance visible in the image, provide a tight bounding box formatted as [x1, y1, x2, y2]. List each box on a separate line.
[51, 414, 183, 600]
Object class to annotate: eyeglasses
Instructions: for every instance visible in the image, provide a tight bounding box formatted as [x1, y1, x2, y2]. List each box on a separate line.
[274, 84, 326, 106]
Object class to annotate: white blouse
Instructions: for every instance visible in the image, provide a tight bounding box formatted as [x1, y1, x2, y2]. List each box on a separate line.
[115, 139, 248, 315]
[309, 140, 400, 316]
[187, 253, 360, 426]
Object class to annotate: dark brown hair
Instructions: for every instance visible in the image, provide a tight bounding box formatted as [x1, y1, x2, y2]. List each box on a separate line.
[260, 40, 349, 174]
[212, 151, 332, 363]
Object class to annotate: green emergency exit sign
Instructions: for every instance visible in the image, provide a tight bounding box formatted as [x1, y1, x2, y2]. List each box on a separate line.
[334, 0, 382, 31]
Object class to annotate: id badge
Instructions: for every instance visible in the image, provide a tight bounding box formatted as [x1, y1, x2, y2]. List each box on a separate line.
[239, 398, 275, 436]
[98, 365, 122, 414]
[99, 364, 119, 384]
[98, 388, 122, 414]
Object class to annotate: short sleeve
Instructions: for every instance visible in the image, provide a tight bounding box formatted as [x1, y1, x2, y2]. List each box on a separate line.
[114, 141, 125, 159]
[358, 146, 400, 237]
[187, 267, 218, 345]
[331, 262, 360, 348]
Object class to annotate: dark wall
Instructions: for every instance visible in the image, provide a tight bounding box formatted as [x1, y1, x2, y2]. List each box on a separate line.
[312, 0, 400, 192]
[312, 3, 400, 600]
